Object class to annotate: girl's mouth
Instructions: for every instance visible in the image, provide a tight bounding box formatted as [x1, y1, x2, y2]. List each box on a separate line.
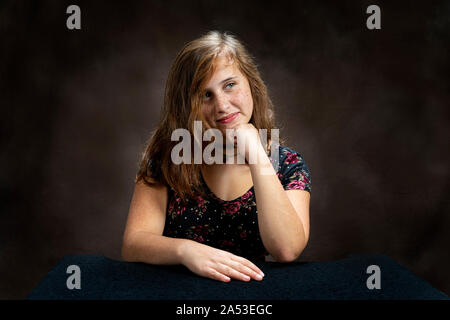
[217, 112, 238, 124]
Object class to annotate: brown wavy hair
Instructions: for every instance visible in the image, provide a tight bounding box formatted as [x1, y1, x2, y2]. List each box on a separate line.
[136, 31, 282, 203]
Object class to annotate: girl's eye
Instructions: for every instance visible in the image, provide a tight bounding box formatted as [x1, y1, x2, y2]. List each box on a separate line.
[204, 91, 212, 99]
[225, 82, 235, 89]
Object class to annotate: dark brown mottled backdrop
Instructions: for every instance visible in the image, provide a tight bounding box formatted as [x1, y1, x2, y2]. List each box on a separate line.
[1, 0, 449, 299]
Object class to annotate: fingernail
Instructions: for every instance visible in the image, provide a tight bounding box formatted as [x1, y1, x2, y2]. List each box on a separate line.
[256, 274, 262, 280]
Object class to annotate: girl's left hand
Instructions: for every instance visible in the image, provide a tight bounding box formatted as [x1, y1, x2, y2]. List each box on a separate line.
[232, 123, 262, 161]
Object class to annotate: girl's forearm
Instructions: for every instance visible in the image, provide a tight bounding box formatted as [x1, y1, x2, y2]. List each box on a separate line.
[250, 146, 307, 262]
[122, 231, 190, 265]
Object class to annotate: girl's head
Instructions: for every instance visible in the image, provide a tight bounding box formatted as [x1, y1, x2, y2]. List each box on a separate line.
[164, 30, 275, 136]
[138, 31, 280, 201]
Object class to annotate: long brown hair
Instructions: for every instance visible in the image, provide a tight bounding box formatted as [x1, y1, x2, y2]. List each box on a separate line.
[136, 31, 281, 203]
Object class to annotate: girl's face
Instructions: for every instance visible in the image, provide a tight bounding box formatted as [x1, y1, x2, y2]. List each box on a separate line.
[200, 56, 253, 135]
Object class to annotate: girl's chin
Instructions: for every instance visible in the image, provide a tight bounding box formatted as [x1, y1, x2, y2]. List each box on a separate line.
[223, 141, 237, 149]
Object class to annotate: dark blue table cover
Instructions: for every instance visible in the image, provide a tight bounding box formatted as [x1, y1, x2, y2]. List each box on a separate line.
[27, 254, 449, 300]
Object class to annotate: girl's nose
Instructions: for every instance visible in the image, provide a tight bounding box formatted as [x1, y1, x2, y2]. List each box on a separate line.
[214, 93, 230, 114]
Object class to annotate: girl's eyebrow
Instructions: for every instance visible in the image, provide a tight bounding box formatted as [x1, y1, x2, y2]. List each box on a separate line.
[220, 76, 237, 84]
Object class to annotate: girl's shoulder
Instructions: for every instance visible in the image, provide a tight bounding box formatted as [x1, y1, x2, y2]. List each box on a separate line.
[270, 144, 312, 192]
[270, 144, 307, 169]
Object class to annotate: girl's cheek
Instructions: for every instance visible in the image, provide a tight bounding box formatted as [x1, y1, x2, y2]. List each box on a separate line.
[233, 88, 247, 102]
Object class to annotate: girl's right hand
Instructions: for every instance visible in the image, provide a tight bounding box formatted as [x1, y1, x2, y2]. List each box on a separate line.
[179, 240, 265, 283]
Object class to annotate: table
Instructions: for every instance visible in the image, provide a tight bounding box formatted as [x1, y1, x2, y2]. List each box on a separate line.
[27, 253, 448, 300]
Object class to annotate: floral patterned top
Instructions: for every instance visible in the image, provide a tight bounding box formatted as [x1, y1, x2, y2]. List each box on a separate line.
[162, 145, 311, 261]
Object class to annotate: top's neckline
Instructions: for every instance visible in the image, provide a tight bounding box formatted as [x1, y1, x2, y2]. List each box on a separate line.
[199, 142, 280, 202]
[200, 171, 254, 203]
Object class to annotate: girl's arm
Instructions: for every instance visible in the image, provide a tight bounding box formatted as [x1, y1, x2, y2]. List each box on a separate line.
[121, 181, 186, 264]
[236, 125, 310, 262]
[121, 181, 265, 282]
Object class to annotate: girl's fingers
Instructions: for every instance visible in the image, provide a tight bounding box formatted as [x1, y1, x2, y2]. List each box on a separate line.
[230, 255, 265, 278]
[216, 263, 251, 282]
[206, 267, 230, 283]
[227, 259, 263, 281]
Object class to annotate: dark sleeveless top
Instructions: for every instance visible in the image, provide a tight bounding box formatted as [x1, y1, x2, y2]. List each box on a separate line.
[162, 145, 311, 261]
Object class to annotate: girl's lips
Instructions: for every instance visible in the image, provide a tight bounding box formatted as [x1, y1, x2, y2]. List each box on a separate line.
[217, 112, 238, 124]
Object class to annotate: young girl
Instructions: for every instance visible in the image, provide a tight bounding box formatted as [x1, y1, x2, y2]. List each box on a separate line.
[121, 31, 311, 283]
